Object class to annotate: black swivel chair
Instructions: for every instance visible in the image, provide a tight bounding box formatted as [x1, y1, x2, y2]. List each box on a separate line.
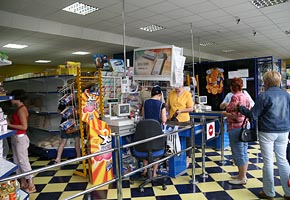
[132, 119, 168, 192]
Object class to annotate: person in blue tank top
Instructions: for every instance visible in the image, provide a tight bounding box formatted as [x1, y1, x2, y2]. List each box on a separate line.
[143, 85, 167, 125]
[141, 85, 167, 177]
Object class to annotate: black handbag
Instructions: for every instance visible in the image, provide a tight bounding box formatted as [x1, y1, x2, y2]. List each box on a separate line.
[239, 117, 257, 142]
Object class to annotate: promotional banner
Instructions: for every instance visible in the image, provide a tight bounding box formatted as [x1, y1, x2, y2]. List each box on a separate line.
[81, 90, 113, 185]
[133, 45, 183, 84]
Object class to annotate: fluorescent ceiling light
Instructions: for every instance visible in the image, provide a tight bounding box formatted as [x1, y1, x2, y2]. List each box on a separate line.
[199, 41, 216, 47]
[72, 51, 90, 55]
[62, 2, 99, 15]
[140, 24, 166, 32]
[3, 44, 28, 49]
[250, 0, 288, 8]
[222, 49, 235, 53]
[35, 60, 51, 63]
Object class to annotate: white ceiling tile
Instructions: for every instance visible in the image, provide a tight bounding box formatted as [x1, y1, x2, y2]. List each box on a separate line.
[145, 2, 181, 13]
[162, 8, 193, 19]
[176, 15, 205, 23]
[184, 1, 219, 14]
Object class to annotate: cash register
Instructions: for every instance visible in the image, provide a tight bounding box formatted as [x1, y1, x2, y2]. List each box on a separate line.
[102, 101, 135, 136]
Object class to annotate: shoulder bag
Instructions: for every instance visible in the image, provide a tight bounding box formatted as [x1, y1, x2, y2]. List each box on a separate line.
[239, 117, 257, 142]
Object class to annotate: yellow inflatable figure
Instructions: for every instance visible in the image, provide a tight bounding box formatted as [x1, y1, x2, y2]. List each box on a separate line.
[206, 68, 224, 95]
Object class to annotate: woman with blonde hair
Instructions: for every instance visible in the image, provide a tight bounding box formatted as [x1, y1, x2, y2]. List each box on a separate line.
[239, 71, 290, 199]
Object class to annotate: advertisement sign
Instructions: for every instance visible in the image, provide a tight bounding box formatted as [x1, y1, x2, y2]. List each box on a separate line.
[81, 90, 113, 185]
[133, 45, 183, 84]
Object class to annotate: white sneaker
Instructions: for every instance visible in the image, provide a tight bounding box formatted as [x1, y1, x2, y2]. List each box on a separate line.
[229, 178, 247, 185]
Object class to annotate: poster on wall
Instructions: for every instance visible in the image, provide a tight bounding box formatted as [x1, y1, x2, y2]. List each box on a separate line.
[133, 45, 183, 84]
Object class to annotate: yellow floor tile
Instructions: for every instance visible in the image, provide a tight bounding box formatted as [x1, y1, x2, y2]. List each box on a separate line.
[69, 175, 89, 183]
[244, 178, 263, 188]
[210, 173, 232, 181]
[220, 165, 237, 172]
[131, 197, 156, 200]
[59, 191, 84, 200]
[180, 193, 208, 200]
[247, 169, 263, 179]
[54, 169, 75, 176]
[227, 188, 257, 200]
[28, 193, 39, 200]
[107, 188, 131, 199]
[31, 160, 51, 166]
[153, 185, 178, 196]
[41, 183, 67, 192]
[33, 176, 52, 184]
[171, 176, 192, 185]
[197, 181, 224, 192]
[207, 155, 224, 161]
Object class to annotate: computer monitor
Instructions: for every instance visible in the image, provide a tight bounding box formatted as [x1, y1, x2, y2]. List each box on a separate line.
[198, 96, 207, 104]
[113, 103, 130, 117]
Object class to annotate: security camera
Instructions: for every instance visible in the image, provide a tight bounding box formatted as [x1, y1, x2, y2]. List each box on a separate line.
[253, 31, 257, 36]
[236, 18, 240, 24]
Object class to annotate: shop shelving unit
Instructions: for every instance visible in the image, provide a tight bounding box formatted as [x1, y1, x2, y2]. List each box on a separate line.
[3, 75, 77, 158]
[0, 96, 29, 200]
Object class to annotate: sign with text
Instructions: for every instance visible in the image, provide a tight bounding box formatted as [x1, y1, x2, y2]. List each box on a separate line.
[133, 45, 183, 84]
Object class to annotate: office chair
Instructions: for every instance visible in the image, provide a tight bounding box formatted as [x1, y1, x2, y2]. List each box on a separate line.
[132, 119, 168, 192]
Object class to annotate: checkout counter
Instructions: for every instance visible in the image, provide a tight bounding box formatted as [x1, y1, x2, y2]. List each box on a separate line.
[104, 110, 228, 179]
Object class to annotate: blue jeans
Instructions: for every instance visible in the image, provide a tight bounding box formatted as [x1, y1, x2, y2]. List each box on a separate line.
[259, 131, 290, 197]
[229, 128, 248, 166]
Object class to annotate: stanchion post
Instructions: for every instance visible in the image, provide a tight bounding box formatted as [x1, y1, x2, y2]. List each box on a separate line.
[114, 133, 123, 200]
[200, 115, 208, 178]
[190, 117, 198, 185]
[220, 116, 226, 165]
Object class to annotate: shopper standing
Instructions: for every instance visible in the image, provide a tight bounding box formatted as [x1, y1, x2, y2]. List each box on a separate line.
[220, 90, 254, 110]
[141, 85, 167, 177]
[54, 92, 80, 164]
[8, 89, 36, 193]
[167, 85, 194, 168]
[222, 78, 251, 185]
[239, 71, 290, 199]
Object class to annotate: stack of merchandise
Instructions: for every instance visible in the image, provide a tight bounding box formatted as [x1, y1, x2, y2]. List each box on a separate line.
[0, 82, 6, 96]
[0, 180, 20, 200]
[0, 107, 7, 134]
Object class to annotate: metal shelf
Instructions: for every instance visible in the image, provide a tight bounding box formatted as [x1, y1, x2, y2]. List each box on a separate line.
[0, 129, 16, 140]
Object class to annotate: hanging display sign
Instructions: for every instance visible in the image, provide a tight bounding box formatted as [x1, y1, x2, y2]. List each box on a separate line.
[133, 45, 184, 86]
[206, 68, 224, 95]
[81, 90, 113, 185]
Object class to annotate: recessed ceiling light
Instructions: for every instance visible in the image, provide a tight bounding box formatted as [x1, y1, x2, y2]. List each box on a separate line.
[139, 24, 166, 32]
[3, 44, 28, 49]
[222, 49, 235, 53]
[62, 2, 99, 15]
[250, 0, 288, 9]
[72, 51, 90, 55]
[199, 41, 216, 47]
[35, 60, 51, 63]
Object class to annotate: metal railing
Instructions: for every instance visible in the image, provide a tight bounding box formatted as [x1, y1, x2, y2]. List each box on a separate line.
[0, 115, 225, 200]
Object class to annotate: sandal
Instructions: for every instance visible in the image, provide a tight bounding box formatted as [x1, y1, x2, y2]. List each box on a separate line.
[25, 185, 36, 194]
[20, 178, 28, 189]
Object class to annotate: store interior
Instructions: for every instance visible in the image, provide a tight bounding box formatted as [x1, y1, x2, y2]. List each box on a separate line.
[1, 0, 290, 200]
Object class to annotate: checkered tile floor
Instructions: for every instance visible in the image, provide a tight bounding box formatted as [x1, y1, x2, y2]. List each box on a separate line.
[19, 142, 287, 200]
